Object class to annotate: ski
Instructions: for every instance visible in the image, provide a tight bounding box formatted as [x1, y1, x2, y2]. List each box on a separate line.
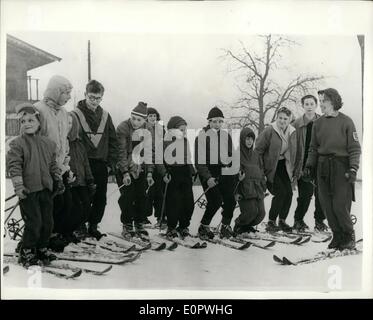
[4, 254, 112, 276]
[108, 232, 165, 251]
[151, 235, 178, 250]
[285, 230, 332, 243]
[204, 237, 251, 250]
[274, 240, 363, 266]
[3, 265, 10, 274]
[239, 232, 305, 245]
[159, 234, 203, 249]
[82, 239, 135, 254]
[3, 256, 82, 279]
[232, 237, 276, 250]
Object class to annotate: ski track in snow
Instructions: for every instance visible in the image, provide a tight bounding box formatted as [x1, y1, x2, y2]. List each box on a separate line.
[2, 179, 363, 292]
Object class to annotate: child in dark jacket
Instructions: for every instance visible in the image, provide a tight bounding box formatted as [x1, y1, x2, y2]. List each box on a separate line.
[67, 112, 96, 239]
[7, 103, 64, 267]
[157, 116, 196, 238]
[233, 127, 266, 234]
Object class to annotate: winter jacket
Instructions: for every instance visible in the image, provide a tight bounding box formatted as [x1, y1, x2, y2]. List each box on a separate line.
[306, 112, 361, 171]
[116, 119, 154, 177]
[156, 131, 196, 178]
[255, 122, 297, 183]
[194, 125, 234, 182]
[238, 127, 266, 200]
[7, 133, 61, 193]
[68, 112, 94, 187]
[74, 100, 118, 167]
[292, 113, 320, 178]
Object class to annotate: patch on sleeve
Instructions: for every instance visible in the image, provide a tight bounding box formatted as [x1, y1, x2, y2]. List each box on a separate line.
[353, 132, 359, 142]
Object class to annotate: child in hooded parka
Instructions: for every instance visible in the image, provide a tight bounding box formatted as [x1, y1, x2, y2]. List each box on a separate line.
[233, 127, 266, 234]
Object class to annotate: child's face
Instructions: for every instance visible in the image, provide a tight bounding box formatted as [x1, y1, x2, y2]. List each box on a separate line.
[245, 136, 254, 148]
[178, 124, 187, 137]
[68, 114, 73, 132]
[319, 94, 334, 115]
[147, 114, 157, 125]
[20, 113, 40, 134]
[276, 112, 291, 130]
[58, 89, 72, 106]
[131, 114, 146, 129]
[209, 117, 224, 130]
[303, 98, 317, 114]
[85, 91, 103, 109]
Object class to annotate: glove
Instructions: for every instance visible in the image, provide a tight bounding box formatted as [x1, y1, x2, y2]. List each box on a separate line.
[122, 173, 132, 186]
[87, 183, 97, 197]
[235, 193, 243, 202]
[207, 177, 218, 189]
[14, 184, 29, 200]
[54, 179, 65, 195]
[163, 173, 171, 184]
[66, 170, 76, 185]
[147, 173, 155, 187]
[345, 169, 357, 183]
[238, 170, 246, 181]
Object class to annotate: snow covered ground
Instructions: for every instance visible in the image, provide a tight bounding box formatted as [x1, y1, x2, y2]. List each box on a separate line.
[2, 178, 363, 295]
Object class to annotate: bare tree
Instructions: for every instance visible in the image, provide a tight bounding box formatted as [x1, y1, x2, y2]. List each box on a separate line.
[222, 35, 324, 133]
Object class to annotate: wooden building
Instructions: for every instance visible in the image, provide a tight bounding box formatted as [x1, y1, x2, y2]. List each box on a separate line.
[6, 34, 61, 136]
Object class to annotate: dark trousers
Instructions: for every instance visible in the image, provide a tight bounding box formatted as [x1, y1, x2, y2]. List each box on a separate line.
[145, 172, 164, 220]
[317, 156, 354, 234]
[294, 177, 325, 222]
[236, 198, 265, 227]
[117, 171, 148, 225]
[70, 186, 91, 228]
[88, 159, 108, 225]
[200, 174, 236, 226]
[268, 159, 293, 221]
[20, 189, 53, 249]
[53, 184, 73, 235]
[166, 166, 194, 230]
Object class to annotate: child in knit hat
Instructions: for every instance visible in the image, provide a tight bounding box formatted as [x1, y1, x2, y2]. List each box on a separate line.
[157, 116, 196, 239]
[116, 101, 155, 238]
[7, 103, 64, 267]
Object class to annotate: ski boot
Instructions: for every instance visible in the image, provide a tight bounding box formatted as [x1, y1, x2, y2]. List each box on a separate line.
[328, 232, 343, 250]
[74, 223, 89, 240]
[177, 227, 191, 239]
[37, 248, 57, 265]
[15, 240, 23, 254]
[166, 229, 179, 239]
[265, 220, 281, 232]
[18, 248, 40, 268]
[219, 224, 234, 239]
[278, 219, 292, 233]
[135, 223, 149, 239]
[314, 220, 329, 233]
[48, 234, 68, 253]
[338, 231, 356, 251]
[155, 218, 167, 230]
[88, 224, 105, 240]
[121, 223, 135, 239]
[293, 220, 309, 232]
[198, 224, 215, 240]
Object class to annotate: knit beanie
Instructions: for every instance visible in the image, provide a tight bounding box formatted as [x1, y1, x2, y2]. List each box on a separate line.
[167, 116, 187, 130]
[207, 106, 224, 120]
[131, 101, 148, 118]
[147, 107, 160, 120]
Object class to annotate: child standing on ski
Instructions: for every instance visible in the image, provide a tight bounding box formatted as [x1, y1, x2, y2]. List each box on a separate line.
[195, 107, 237, 239]
[67, 112, 97, 239]
[157, 116, 196, 238]
[116, 102, 155, 238]
[233, 127, 266, 234]
[7, 103, 64, 267]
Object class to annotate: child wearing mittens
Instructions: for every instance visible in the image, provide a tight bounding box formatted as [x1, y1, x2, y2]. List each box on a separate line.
[233, 127, 266, 235]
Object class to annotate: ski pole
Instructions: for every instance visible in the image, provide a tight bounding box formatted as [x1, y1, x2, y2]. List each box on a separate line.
[159, 181, 170, 231]
[5, 200, 19, 225]
[193, 185, 214, 207]
[107, 183, 126, 199]
[5, 194, 16, 202]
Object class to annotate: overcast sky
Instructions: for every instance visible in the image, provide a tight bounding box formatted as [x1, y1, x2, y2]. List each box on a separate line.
[10, 31, 363, 141]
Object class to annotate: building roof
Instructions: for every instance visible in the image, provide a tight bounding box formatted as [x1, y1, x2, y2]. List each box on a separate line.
[7, 34, 62, 70]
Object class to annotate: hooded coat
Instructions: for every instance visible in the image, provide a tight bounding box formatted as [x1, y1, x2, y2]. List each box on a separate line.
[67, 112, 94, 187]
[34, 75, 73, 175]
[237, 127, 266, 200]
